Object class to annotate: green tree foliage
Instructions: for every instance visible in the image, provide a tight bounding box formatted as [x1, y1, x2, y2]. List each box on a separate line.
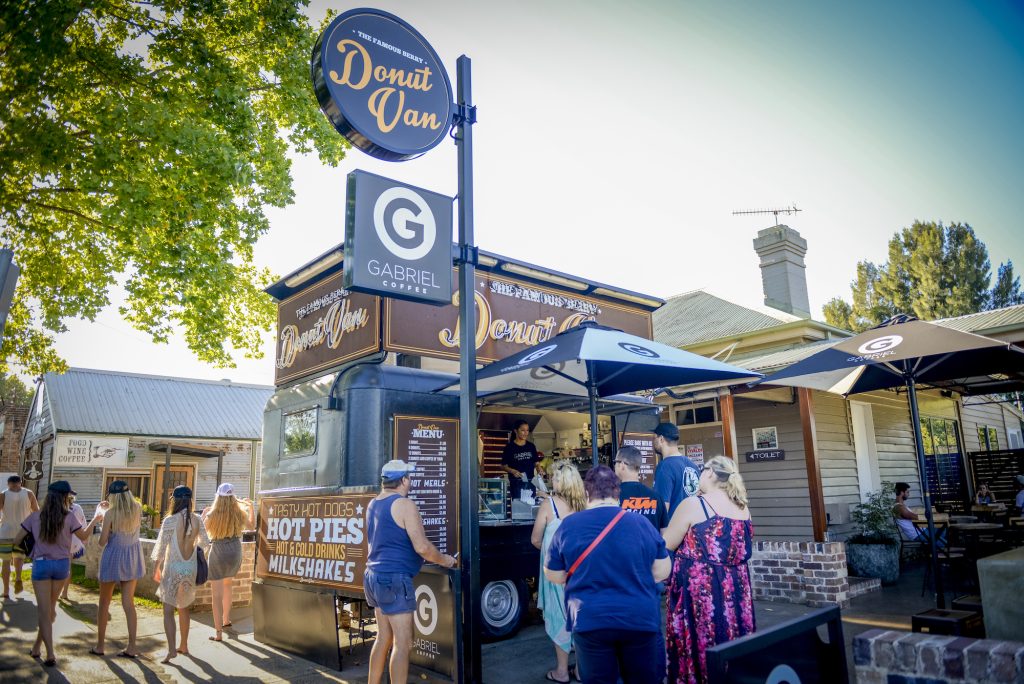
[0, 1, 349, 376]
[823, 221, 1018, 331]
[0, 372, 32, 407]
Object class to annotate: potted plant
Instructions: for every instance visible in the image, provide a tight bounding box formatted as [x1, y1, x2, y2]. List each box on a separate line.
[845, 483, 901, 584]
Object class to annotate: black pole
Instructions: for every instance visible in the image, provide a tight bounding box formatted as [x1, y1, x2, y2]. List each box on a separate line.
[588, 361, 600, 467]
[906, 376, 946, 608]
[455, 54, 482, 684]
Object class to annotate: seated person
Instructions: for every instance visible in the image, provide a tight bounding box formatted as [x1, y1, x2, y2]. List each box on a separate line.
[975, 483, 997, 505]
[892, 482, 946, 548]
[1015, 475, 1024, 513]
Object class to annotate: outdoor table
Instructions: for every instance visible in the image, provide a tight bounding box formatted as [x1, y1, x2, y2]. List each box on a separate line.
[949, 523, 1003, 531]
[1009, 517, 1024, 528]
[950, 515, 979, 524]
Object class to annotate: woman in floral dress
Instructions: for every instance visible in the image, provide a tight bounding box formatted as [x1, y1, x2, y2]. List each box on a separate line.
[662, 456, 755, 684]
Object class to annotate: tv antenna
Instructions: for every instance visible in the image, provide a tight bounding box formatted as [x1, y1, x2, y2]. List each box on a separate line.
[732, 204, 802, 224]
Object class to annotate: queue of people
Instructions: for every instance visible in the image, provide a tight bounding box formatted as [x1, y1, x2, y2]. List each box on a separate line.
[4, 477, 254, 668]
[536, 423, 756, 684]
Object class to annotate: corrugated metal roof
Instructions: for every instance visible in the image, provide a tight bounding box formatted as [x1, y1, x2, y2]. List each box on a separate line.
[653, 290, 798, 348]
[44, 368, 274, 439]
[735, 339, 841, 373]
[933, 304, 1024, 334]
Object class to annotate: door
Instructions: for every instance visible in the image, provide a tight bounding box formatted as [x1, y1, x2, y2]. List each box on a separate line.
[851, 401, 881, 501]
[152, 465, 195, 514]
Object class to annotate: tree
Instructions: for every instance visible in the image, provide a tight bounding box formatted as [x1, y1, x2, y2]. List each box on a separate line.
[824, 221, 1017, 331]
[0, 372, 32, 408]
[0, 1, 349, 376]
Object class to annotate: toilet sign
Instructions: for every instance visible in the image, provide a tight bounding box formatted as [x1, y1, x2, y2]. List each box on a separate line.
[344, 170, 453, 304]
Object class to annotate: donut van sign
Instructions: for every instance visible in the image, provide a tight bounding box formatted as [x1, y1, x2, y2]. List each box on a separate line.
[312, 8, 454, 161]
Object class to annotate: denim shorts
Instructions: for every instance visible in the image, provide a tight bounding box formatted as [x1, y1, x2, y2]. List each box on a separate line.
[363, 570, 415, 615]
[31, 558, 71, 581]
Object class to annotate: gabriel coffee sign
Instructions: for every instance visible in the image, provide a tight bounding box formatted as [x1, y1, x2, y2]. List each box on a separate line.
[312, 8, 453, 161]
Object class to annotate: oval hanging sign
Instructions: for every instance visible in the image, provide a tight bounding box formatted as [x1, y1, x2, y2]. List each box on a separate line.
[312, 9, 454, 162]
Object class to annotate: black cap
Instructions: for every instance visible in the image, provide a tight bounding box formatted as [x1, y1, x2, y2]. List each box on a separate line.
[107, 480, 130, 495]
[48, 480, 77, 496]
[653, 422, 679, 442]
[172, 485, 192, 499]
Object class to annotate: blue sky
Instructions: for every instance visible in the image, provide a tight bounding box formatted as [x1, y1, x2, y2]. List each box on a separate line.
[52, 0, 1024, 384]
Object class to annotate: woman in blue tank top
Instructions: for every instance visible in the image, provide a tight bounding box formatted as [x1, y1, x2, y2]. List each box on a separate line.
[365, 460, 457, 684]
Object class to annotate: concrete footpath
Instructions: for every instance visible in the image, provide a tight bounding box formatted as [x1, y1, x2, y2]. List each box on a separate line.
[0, 566, 934, 683]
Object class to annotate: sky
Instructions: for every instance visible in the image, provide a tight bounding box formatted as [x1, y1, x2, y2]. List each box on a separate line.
[46, 0, 1024, 387]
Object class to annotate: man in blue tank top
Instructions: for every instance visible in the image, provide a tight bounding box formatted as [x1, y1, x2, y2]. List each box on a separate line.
[365, 460, 458, 684]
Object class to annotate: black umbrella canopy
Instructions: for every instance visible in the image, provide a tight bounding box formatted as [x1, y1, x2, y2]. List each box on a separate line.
[759, 314, 1024, 610]
[758, 318, 1024, 396]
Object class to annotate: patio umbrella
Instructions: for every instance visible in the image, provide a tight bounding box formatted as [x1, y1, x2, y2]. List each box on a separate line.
[448, 320, 762, 465]
[757, 313, 1024, 608]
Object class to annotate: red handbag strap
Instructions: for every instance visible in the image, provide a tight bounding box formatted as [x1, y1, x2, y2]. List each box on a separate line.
[567, 509, 626, 578]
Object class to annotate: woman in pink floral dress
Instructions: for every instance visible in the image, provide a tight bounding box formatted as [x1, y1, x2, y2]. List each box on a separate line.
[662, 456, 755, 684]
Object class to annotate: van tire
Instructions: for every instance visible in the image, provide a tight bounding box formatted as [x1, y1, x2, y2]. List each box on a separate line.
[480, 579, 527, 640]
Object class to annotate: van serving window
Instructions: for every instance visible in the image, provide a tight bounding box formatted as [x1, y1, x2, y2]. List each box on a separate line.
[283, 407, 318, 458]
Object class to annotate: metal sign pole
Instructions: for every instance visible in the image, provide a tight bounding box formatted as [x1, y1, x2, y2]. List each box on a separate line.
[454, 54, 482, 684]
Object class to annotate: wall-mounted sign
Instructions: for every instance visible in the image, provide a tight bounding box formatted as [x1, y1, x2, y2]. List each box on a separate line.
[274, 267, 653, 386]
[745, 449, 785, 463]
[256, 492, 375, 593]
[54, 435, 128, 469]
[393, 416, 459, 556]
[274, 271, 380, 385]
[345, 170, 453, 305]
[311, 8, 453, 161]
[385, 270, 653, 363]
[619, 432, 656, 488]
[752, 426, 779, 451]
[686, 444, 705, 466]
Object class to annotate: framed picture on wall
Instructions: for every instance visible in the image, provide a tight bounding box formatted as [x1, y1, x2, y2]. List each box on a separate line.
[752, 426, 779, 451]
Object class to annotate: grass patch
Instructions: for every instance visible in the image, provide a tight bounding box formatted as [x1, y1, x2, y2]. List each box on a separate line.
[68, 564, 163, 610]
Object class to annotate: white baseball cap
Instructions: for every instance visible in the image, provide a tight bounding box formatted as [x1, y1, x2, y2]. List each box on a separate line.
[216, 482, 235, 497]
[381, 460, 415, 478]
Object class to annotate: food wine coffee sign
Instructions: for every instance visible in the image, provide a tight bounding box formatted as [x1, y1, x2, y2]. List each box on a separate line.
[312, 8, 454, 161]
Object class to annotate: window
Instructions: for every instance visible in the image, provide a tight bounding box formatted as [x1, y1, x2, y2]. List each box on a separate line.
[103, 474, 151, 503]
[674, 401, 718, 426]
[283, 407, 318, 458]
[920, 416, 958, 455]
[977, 425, 999, 451]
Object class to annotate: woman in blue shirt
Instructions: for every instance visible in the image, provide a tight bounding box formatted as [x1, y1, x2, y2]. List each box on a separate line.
[545, 465, 671, 684]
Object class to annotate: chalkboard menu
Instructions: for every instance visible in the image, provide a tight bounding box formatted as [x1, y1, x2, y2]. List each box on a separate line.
[619, 432, 656, 488]
[393, 416, 460, 556]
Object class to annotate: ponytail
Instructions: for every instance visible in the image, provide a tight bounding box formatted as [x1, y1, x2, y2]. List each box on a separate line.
[706, 456, 748, 509]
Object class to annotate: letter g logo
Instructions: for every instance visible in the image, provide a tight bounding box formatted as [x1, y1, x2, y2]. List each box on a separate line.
[856, 335, 903, 355]
[415, 584, 438, 636]
[373, 187, 436, 260]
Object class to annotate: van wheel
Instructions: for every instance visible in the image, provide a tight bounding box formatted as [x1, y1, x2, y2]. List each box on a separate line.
[480, 579, 527, 640]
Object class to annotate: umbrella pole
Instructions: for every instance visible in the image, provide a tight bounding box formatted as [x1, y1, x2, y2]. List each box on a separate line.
[906, 376, 946, 609]
[587, 362, 600, 467]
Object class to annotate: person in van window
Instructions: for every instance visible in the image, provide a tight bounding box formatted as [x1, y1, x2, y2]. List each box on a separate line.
[501, 420, 540, 502]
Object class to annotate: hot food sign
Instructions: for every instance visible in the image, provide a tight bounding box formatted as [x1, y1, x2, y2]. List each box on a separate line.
[312, 8, 453, 161]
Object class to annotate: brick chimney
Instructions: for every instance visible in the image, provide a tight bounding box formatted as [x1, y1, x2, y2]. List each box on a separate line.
[753, 225, 810, 318]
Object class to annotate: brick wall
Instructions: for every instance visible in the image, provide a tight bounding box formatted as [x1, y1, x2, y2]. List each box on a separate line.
[1, 405, 28, 474]
[748, 540, 850, 608]
[85, 536, 256, 612]
[854, 629, 1024, 683]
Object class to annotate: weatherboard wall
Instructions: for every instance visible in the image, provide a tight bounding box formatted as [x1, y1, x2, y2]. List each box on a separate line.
[732, 397, 814, 541]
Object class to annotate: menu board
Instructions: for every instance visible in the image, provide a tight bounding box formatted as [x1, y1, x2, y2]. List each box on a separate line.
[256, 492, 376, 593]
[393, 415, 460, 556]
[619, 432, 656, 488]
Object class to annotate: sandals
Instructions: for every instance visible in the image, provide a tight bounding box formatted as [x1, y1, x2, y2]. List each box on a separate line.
[545, 672, 570, 683]
[29, 650, 40, 658]
[88, 647, 105, 656]
[14, 578, 23, 594]
[570, 664, 582, 682]
[208, 635, 223, 642]
[43, 658, 57, 667]
[118, 650, 138, 659]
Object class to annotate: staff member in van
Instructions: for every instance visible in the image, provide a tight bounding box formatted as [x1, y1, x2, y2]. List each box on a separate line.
[365, 460, 458, 684]
[501, 420, 540, 502]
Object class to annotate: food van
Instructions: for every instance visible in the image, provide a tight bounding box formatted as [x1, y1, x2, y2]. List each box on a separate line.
[252, 246, 662, 673]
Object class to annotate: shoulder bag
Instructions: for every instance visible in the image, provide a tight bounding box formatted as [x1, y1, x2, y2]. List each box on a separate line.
[14, 530, 35, 558]
[566, 509, 626, 578]
[195, 546, 209, 585]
